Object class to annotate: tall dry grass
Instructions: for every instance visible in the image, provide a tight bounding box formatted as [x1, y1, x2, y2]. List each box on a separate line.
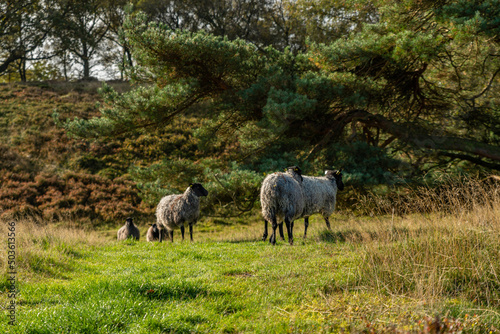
[0, 219, 106, 283]
[344, 176, 500, 308]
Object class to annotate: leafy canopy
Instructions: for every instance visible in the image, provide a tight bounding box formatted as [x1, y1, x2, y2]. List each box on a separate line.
[62, 0, 500, 214]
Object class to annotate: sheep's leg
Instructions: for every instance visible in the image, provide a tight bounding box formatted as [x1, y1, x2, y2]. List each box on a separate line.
[180, 225, 185, 241]
[189, 223, 194, 242]
[169, 230, 174, 242]
[278, 223, 285, 240]
[262, 220, 268, 241]
[304, 217, 309, 238]
[324, 216, 332, 230]
[284, 217, 294, 245]
[270, 217, 278, 245]
[159, 228, 163, 242]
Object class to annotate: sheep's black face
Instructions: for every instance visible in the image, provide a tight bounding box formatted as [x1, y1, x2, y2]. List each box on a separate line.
[287, 166, 302, 175]
[287, 165, 303, 182]
[325, 170, 344, 191]
[335, 173, 344, 191]
[190, 183, 209, 197]
[126, 217, 133, 226]
[150, 223, 158, 234]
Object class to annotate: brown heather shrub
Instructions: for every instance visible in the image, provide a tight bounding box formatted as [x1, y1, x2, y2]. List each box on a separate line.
[0, 171, 149, 224]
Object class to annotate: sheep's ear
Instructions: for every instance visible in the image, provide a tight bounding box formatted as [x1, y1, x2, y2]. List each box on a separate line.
[189, 183, 193, 187]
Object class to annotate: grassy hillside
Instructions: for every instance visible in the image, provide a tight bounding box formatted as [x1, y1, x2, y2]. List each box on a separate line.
[1, 183, 500, 333]
[0, 81, 156, 223]
[0, 81, 235, 224]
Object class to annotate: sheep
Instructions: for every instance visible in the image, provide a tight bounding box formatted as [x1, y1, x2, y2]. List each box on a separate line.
[117, 217, 140, 241]
[300, 169, 344, 238]
[155, 183, 208, 242]
[260, 166, 304, 245]
[146, 223, 167, 242]
[273, 169, 344, 240]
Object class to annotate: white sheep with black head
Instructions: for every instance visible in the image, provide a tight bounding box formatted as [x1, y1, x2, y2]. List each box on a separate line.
[300, 169, 344, 237]
[146, 223, 167, 242]
[260, 166, 304, 245]
[273, 169, 345, 240]
[117, 217, 140, 241]
[156, 183, 208, 242]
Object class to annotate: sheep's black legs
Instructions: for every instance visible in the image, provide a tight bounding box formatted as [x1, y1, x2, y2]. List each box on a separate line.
[324, 217, 332, 230]
[168, 230, 174, 242]
[285, 217, 294, 245]
[278, 223, 285, 240]
[262, 220, 268, 241]
[270, 218, 278, 245]
[180, 225, 185, 240]
[304, 217, 309, 238]
[189, 224, 193, 241]
[159, 228, 163, 242]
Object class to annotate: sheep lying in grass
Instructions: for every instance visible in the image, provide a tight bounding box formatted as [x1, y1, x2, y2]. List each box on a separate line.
[260, 166, 304, 245]
[156, 183, 208, 242]
[117, 217, 140, 241]
[146, 223, 167, 242]
[300, 170, 344, 238]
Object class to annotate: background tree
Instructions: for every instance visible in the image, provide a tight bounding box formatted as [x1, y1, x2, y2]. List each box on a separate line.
[55, 0, 500, 214]
[51, 0, 111, 79]
[0, 0, 62, 81]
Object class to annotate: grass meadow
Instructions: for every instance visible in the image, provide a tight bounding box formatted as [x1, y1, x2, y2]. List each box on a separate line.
[1, 178, 500, 333]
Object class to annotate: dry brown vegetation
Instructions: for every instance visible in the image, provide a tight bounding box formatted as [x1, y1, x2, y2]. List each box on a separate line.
[0, 218, 106, 283]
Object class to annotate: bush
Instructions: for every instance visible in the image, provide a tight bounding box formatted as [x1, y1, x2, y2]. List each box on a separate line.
[0, 171, 148, 224]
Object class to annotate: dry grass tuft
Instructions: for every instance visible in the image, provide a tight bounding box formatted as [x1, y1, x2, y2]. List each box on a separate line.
[328, 175, 500, 307]
[0, 218, 106, 282]
[355, 175, 500, 217]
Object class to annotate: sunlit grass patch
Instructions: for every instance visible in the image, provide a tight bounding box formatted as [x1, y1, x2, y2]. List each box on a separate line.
[0, 219, 105, 283]
[2, 180, 500, 332]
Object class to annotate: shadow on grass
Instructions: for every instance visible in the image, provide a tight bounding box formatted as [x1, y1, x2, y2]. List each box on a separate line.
[226, 237, 262, 244]
[318, 227, 429, 244]
[147, 319, 199, 334]
[130, 281, 227, 301]
[22, 251, 74, 280]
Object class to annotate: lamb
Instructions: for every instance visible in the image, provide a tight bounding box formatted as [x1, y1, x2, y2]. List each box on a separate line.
[155, 183, 208, 242]
[260, 166, 304, 245]
[300, 170, 344, 237]
[146, 223, 167, 242]
[117, 217, 140, 241]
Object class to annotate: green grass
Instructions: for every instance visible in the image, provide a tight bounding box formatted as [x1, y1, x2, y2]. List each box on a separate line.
[2, 209, 500, 333]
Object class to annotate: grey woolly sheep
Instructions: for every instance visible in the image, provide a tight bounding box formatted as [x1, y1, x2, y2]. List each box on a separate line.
[117, 217, 140, 241]
[300, 170, 344, 238]
[155, 183, 208, 242]
[260, 166, 304, 245]
[146, 223, 167, 242]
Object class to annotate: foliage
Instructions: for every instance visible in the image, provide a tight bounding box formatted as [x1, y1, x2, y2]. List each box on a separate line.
[130, 160, 264, 217]
[4, 1, 500, 218]
[0, 82, 151, 223]
[63, 1, 500, 192]
[0, 170, 145, 223]
[0, 0, 56, 80]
